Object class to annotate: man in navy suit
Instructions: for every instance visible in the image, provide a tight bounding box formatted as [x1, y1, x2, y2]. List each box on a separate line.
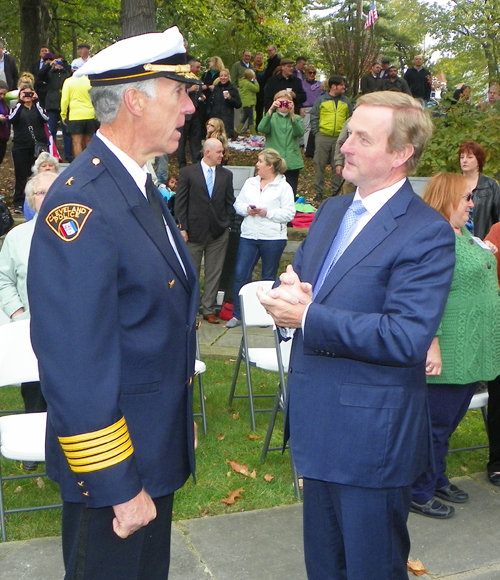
[28, 27, 201, 580]
[175, 138, 234, 324]
[259, 92, 455, 580]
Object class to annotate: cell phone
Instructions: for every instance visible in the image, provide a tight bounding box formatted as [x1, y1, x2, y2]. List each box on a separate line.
[55, 60, 63, 65]
[23, 91, 34, 97]
[249, 205, 257, 209]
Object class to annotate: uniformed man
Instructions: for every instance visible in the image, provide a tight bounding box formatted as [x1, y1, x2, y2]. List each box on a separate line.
[27, 27, 200, 580]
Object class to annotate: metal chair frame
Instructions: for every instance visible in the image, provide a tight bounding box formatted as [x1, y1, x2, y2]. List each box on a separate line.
[449, 391, 489, 454]
[228, 281, 276, 431]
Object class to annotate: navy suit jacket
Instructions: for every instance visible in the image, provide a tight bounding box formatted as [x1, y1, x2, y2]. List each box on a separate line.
[28, 136, 199, 507]
[175, 162, 234, 243]
[286, 180, 455, 488]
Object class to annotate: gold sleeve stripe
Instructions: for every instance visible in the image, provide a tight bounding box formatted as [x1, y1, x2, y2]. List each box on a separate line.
[60, 422, 128, 452]
[67, 439, 133, 467]
[62, 431, 131, 459]
[69, 444, 134, 473]
[58, 416, 126, 445]
[58, 417, 134, 473]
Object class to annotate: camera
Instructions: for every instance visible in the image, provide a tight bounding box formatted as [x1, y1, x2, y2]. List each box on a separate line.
[55, 60, 63, 65]
[278, 100, 289, 108]
[23, 91, 34, 98]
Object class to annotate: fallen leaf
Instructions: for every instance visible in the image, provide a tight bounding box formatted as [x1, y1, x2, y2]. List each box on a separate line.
[221, 487, 245, 505]
[264, 474, 274, 482]
[14, 486, 22, 494]
[460, 465, 468, 472]
[232, 413, 240, 420]
[407, 559, 428, 576]
[227, 460, 257, 478]
[216, 433, 225, 441]
[36, 477, 45, 489]
[248, 434, 260, 440]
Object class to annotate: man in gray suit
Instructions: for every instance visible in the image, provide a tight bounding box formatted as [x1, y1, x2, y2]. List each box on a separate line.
[175, 138, 235, 324]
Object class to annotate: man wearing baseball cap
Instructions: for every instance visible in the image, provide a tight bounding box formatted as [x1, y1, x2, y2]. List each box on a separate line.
[71, 42, 91, 71]
[28, 27, 201, 580]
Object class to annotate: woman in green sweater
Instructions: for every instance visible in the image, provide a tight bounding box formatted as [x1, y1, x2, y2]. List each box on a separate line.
[258, 89, 304, 199]
[411, 173, 500, 519]
[237, 68, 259, 136]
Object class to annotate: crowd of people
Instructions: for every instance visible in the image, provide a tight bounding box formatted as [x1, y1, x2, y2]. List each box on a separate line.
[1, 29, 500, 580]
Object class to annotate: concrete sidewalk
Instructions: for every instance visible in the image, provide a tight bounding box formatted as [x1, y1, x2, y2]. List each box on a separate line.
[1, 473, 499, 580]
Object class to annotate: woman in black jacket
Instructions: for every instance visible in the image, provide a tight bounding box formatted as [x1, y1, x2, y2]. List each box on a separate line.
[208, 69, 241, 140]
[8, 88, 49, 213]
[38, 54, 72, 161]
[459, 140, 500, 240]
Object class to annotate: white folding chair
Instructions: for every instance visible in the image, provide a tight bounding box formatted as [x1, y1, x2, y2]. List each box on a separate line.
[449, 391, 489, 454]
[228, 281, 277, 431]
[0, 319, 62, 542]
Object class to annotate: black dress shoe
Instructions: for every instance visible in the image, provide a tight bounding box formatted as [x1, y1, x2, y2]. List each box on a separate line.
[488, 472, 500, 486]
[434, 483, 469, 503]
[410, 499, 455, 519]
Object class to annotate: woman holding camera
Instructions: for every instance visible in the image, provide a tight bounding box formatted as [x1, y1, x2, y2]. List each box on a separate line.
[8, 87, 49, 214]
[38, 54, 72, 161]
[258, 90, 304, 198]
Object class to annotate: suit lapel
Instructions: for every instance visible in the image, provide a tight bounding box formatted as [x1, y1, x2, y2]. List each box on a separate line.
[314, 182, 414, 302]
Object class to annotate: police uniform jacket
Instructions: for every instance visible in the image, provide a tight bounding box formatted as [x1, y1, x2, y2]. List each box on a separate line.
[28, 135, 199, 508]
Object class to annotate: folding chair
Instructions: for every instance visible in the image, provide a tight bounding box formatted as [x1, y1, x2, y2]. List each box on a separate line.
[0, 319, 40, 415]
[193, 330, 207, 435]
[0, 319, 62, 542]
[228, 280, 277, 431]
[449, 391, 489, 454]
[256, 329, 301, 498]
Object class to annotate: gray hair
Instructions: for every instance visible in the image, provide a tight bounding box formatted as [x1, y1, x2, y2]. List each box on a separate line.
[25, 172, 57, 211]
[32, 151, 59, 174]
[90, 78, 158, 124]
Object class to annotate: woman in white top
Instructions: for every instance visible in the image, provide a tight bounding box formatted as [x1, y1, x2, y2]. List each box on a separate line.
[226, 148, 295, 327]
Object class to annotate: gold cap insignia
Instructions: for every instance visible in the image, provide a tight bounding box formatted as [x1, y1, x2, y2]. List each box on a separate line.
[45, 204, 93, 242]
[77, 481, 85, 487]
[168, 279, 175, 289]
[82, 491, 90, 497]
[92, 158, 101, 165]
[65, 176, 74, 186]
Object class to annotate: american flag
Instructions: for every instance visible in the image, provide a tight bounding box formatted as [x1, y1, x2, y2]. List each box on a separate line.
[364, 0, 379, 29]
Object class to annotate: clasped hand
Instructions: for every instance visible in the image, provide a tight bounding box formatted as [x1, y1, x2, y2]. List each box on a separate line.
[256, 265, 312, 328]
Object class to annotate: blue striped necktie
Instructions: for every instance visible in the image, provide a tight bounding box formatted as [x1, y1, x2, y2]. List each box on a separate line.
[206, 167, 214, 197]
[313, 199, 367, 298]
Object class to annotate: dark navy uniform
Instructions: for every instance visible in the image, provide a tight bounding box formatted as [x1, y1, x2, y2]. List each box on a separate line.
[27, 135, 199, 577]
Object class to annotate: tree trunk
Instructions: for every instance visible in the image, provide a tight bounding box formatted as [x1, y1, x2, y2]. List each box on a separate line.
[19, 0, 51, 72]
[120, 0, 156, 39]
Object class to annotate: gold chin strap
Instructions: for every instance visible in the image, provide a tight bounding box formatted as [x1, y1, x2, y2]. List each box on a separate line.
[144, 63, 199, 79]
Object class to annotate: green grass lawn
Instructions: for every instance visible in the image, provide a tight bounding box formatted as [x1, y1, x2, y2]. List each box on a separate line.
[0, 361, 490, 542]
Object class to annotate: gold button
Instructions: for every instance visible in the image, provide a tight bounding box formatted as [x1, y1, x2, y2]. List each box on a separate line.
[65, 176, 74, 186]
[83, 491, 90, 497]
[92, 158, 101, 165]
[77, 481, 85, 487]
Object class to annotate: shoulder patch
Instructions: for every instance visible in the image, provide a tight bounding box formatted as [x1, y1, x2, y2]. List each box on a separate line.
[45, 204, 93, 242]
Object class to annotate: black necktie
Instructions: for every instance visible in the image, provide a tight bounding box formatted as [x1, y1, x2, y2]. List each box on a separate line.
[145, 174, 164, 227]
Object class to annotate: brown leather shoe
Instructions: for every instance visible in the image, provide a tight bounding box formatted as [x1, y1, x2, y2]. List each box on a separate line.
[203, 314, 219, 324]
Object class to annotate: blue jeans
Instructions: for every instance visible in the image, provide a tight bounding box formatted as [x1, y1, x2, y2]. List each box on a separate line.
[232, 237, 287, 320]
[47, 111, 72, 161]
